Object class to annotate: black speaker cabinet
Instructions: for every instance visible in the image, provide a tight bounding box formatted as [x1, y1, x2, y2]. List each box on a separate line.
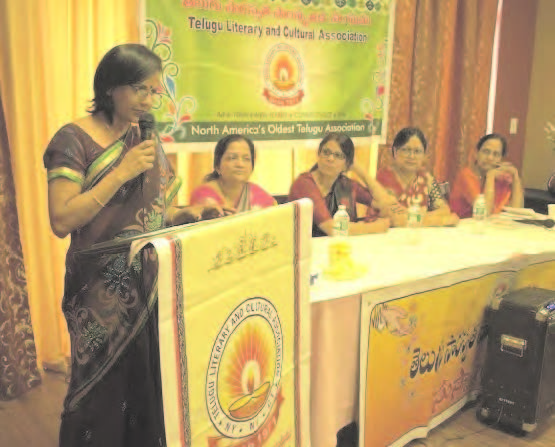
[477, 287, 555, 432]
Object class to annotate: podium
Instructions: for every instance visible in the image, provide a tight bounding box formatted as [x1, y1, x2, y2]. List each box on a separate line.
[85, 200, 313, 447]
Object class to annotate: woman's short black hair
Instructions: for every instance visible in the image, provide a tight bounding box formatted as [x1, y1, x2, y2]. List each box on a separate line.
[204, 134, 256, 182]
[318, 132, 355, 167]
[89, 44, 162, 122]
[476, 133, 507, 156]
[391, 127, 427, 156]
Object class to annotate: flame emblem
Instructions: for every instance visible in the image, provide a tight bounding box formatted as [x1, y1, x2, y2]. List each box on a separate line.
[206, 298, 283, 438]
[220, 321, 275, 420]
[270, 53, 298, 91]
[263, 43, 304, 106]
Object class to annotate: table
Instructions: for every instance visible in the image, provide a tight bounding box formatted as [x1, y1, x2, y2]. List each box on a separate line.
[524, 188, 555, 214]
[309, 219, 555, 447]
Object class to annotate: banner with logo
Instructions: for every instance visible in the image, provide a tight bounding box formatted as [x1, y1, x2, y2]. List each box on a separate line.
[143, 0, 395, 144]
[359, 255, 555, 446]
[146, 200, 312, 446]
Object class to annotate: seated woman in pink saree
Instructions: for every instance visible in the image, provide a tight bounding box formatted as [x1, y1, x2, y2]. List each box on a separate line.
[375, 127, 459, 226]
[450, 133, 523, 218]
[190, 134, 276, 213]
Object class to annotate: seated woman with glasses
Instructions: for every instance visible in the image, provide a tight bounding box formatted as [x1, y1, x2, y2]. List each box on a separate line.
[374, 127, 459, 226]
[450, 133, 523, 218]
[288, 132, 391, 237]
[190, 134, 276, 215]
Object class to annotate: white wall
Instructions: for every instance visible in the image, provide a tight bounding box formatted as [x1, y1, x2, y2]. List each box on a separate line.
[522, 0, 555, 189]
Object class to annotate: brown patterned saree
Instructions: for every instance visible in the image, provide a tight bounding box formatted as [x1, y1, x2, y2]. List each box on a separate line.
[44, 123, 181, 446]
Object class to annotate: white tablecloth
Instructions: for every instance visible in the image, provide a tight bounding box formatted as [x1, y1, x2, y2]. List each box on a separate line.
[310, 219, 555, 303]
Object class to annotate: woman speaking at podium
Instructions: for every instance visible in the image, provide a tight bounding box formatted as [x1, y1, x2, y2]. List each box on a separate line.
[44, 44, 201, 446]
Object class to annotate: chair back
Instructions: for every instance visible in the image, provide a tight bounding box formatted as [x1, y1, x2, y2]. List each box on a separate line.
[273, 195, 290, 205]
[438, 182, 450, 200]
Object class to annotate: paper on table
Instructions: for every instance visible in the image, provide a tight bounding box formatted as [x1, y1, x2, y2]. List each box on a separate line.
[502, 206, 537, 217]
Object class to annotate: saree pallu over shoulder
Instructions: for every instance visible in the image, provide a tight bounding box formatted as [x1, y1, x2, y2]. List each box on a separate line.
[376, 167, 441, 210]
[450, 167, 513, 218]
[166, 175, 182, 206]
[82, 139, 126, 190]
[190, 181, 275, 212]
[236, 183, 276, 211]
[288, 172, 367, 237]
[44, 124, 125, 191]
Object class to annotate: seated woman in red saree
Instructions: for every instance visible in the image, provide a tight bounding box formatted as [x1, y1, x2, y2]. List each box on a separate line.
[450, 133, 523, 218]
[288, 132, 391, 237]
[375, 127, 459, 226]
[190, 134, 276, 213]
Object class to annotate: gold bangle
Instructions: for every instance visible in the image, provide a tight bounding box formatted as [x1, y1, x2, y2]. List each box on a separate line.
[91, 192, 106, 207]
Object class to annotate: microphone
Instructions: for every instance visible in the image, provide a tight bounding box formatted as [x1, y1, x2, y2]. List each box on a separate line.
[138, 113, 156, 141]
[137, 113, 156, 200]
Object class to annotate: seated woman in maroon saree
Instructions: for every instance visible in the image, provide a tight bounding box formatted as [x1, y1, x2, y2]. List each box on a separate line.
[288, 132, 391, 237]
[375, 127, 459, 227]
[450, 133, 523, 218]
[44, 45, 203, 447]
[190, 134, 275, 213]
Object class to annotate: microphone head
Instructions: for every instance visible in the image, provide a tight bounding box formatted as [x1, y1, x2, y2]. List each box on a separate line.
[138, 113, 156, 141]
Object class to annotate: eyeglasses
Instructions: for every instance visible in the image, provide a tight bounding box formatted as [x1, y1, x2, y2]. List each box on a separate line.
[480, 148, 502, 158]
[321, 148, 346, 160]
[396, 147, 424, 157]
[224, 154, 252, 163]
[130, 83, 161, 100]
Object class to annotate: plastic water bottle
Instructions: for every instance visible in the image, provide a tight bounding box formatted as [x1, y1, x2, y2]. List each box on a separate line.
[473, 194, 488, 233]
[407, 202, 423, 228]
[406, 201, 423, 243]
[473, 194, 487, 220]
[332, 205, 349, 237]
